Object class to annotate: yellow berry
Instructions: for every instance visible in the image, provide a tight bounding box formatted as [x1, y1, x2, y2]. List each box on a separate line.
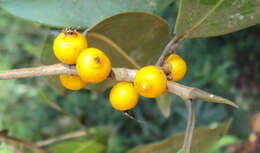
[134, 65, 167, 98]
[76, 48, 111, 83]
[110, 82, 138, 111]
[53, 31, 88, 64]
[165, 54, 187, 81]
[59, 75, 87, 90]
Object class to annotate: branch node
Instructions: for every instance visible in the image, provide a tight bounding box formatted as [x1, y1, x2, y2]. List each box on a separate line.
[155, 36, 185, 67]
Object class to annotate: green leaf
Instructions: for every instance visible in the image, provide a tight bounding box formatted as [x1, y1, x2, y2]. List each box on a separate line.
[177, 148, 185, 153]
[126, 119, 232, 153]
[0, 0, 175, 28]
[175, 0, 260, 38]
[156, 92, 172, 118]
[39, 87, 63, 113]
[40, 31, 71, 95]
[208, 135, 241, 152]
[86, 12, 171, 91]
[49, 127, 112, 153]
[87, 12, 171, 68]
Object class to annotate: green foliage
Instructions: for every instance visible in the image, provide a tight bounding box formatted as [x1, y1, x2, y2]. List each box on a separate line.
[156, 92, 172, 117]
[49, 127, 112, 153]
[177, 148, 185, 153]
[0, 0, 175, 28]
[87, 12, 171, 68]
[175, 0, 260, 38]
[39, 87, 63, 112]
[208, 135, 241, 153]
[0, 144, 13, 153]
[0, 9, 50, 140]
[127, 120, 231, 153]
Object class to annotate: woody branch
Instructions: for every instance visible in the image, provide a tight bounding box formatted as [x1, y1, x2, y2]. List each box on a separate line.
[0, 63, 238, 108]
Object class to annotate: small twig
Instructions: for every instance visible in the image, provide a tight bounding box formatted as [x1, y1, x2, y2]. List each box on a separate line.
[36, 130, 87, 147]
[6, 144, 23, 153]
[0, 64, 238, 108]
[155, 36, 185, 67]
[0, 132, 48, 153]
[183, 99, 195, 153]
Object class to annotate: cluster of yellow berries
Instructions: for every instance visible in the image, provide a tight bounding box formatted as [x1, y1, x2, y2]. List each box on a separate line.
[53, 29, 187, 112]
[53, 29, 111, 91]
[111, 54, 187, 111]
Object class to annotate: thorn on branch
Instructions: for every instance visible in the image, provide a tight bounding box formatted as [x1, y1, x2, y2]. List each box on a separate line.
[189, 88, 239, 108]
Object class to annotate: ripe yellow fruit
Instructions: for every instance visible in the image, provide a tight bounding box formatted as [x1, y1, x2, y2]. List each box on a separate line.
[53, 31, 88, 64]
[76, 48, 111, 83]
[164, 54, 187, 81]
[134, 65, 167, 98]
[110, 82, 138, 111]
[59, 75, 87, 90]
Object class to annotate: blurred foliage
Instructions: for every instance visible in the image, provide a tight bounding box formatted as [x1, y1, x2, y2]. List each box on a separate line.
[127, 120, 231, 153]
[49, 127, 112, 153]
[208, 135, 241, 153]
[0, 1, 259, 153]
[0, 144, 13, 153]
